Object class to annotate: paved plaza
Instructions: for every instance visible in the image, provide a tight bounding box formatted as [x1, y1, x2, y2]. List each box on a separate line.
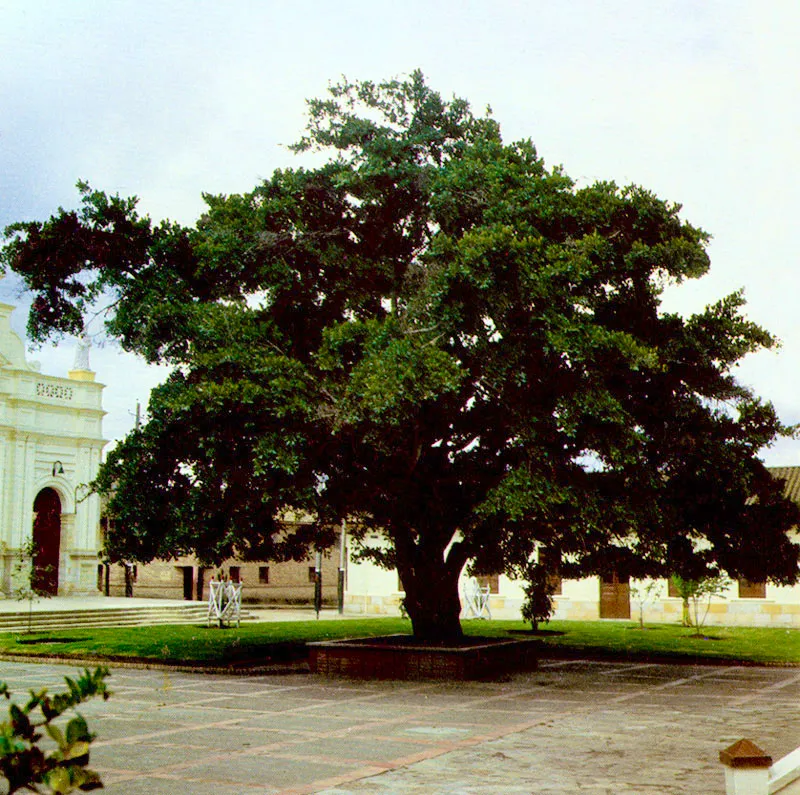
[0, 658, 798, 794]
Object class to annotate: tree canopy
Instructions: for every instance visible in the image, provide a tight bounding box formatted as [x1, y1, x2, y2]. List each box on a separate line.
[3, 71, 798, 639]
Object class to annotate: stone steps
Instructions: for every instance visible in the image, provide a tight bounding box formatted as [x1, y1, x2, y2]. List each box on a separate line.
[0, 603, 254, 633]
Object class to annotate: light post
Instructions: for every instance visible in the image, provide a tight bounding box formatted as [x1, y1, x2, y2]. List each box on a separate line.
[314, 548, 322, 619]
[337, 519, 346, 614]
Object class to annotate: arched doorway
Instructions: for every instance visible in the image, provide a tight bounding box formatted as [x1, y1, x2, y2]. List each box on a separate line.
[32, 488, 61, 595]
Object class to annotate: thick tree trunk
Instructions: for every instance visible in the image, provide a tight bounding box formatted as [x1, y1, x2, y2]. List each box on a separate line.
[404, 581, 464, 641]
[396, 537, 467, 642]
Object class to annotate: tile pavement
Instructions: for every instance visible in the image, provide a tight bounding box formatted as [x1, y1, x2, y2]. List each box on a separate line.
[0, 658, 797, 793]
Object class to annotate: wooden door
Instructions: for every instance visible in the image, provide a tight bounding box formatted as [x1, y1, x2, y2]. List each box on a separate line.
[182, 566, 193, 600]
[599, 571, 630, 619]
[32, 488, 61, 595]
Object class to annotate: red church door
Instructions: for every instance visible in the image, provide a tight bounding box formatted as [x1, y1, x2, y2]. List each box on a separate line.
[32, 488, 61, 595]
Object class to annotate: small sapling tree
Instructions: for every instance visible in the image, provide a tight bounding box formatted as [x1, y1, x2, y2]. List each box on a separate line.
[671, 574, 731, 634]
[9, 541, 54, 634]
[520, 562, 558, 631]
[629, 579, 662, 629]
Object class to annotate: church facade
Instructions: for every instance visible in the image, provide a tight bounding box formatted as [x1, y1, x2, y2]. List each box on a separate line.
[0, 302, 106, 596]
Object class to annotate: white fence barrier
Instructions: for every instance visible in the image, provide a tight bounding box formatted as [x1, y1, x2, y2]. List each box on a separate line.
[721, 739, 800, 794]
[461, 577, 491, 619]
[207, 579, 242, 627]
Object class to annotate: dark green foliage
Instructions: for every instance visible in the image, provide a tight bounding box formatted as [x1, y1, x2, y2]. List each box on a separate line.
[3, 71, 798, 640]
[0, 667, 109, 793]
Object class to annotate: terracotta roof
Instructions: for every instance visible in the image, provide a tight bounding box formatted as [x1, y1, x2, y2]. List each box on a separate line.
[768, 466, 800, 504]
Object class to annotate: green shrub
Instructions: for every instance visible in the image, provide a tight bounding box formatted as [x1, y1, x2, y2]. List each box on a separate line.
[0, 667, 109, 793]
[520, 562, 558, 630]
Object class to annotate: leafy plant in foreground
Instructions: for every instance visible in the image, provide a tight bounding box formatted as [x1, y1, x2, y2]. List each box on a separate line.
[0, 667, 110, 793]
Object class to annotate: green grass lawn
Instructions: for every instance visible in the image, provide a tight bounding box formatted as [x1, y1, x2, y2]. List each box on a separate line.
[0, 618, 798, 666]
[0, 618, 413, 666]
[490, 620, 800, 665]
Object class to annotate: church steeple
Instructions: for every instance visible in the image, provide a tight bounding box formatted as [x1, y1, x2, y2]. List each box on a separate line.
[0, 301, 36, 371]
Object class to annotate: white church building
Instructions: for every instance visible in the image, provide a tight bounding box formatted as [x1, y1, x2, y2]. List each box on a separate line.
[0, 300, 105, 597]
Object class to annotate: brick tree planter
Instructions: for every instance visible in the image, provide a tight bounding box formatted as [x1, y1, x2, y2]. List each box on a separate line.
[308, 634, 538, 680]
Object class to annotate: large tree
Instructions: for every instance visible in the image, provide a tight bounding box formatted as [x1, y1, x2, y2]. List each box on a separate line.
[3, 72, 798, 640]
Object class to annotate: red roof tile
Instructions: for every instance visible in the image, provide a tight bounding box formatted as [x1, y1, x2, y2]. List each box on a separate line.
[768, 466, 800, 504]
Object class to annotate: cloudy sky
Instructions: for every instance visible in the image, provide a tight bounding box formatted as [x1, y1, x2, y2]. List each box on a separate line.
[1, 1, 799, 462]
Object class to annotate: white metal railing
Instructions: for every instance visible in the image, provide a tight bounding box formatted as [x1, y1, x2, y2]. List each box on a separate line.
[461, 577, 491, 619]
[207, 579, 242, 627]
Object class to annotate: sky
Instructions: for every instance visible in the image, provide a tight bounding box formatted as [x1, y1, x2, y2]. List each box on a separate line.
[1, 1, 799, 462]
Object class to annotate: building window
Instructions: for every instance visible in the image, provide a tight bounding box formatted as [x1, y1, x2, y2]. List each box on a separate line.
[738, 579, 766, 599]
[308, 566, 317, 583]
[667, 578, 680, 598]
[476, 574, 500, 594]
[229, 566, 241, 583]
[259, 566, 269, 584]
[96, 564, 104, 591]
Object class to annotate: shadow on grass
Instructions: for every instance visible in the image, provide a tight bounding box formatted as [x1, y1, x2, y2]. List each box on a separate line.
[207, 641, 309, 666]
[624, 626, 667, 631]
[687, 634, 725, 641]
[16, 637, 82, 645]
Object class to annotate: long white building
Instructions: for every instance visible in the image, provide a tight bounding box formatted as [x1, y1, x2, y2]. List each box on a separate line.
[345, 469, 800, 628]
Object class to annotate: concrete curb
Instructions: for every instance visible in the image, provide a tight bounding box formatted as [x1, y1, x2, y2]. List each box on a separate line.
[0, 651, 310, 676]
